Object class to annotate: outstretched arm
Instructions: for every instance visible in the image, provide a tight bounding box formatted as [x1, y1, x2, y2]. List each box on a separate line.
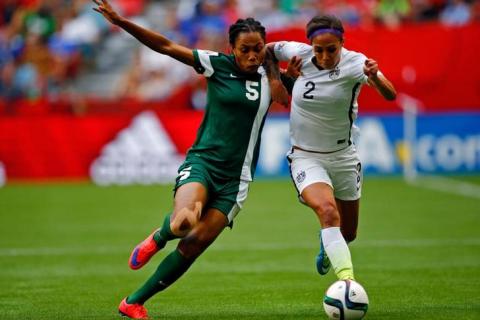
[264, 43, 289, 107]
[92, 0, 194, 66]
[364, 58, 396, 101]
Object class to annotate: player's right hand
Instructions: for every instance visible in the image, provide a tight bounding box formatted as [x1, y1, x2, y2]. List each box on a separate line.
[363, 58, 379, 78]
[92, 0, 122, 25]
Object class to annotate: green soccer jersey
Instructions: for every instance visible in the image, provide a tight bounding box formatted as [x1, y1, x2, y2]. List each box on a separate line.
[189, 49, 271, 181]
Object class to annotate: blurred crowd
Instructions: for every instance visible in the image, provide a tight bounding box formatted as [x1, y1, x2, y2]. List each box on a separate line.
[0, 0, 479, 112]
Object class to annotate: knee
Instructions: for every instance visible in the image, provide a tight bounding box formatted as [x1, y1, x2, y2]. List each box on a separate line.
[177, 231, 215, 260]
[310, 201, 340, 227]
[171, 202, 202, 237]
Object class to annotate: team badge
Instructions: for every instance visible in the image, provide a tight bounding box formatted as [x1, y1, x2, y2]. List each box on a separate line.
[296, 170, 306, 183]
[329, 67, 340, 80]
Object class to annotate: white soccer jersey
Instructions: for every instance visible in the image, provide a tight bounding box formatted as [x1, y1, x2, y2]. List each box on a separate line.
[274, 41, 369, 152]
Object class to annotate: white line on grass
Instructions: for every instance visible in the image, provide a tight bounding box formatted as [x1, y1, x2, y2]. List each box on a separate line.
[408, 176, 480, 199]
[1, 238, 479, 256]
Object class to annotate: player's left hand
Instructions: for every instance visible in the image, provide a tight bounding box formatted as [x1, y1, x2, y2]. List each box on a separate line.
[285, 56, 302, 79]
[363, 58, 379, 79]
[93, 0, 122, 25]
[269, 79, 290, 108]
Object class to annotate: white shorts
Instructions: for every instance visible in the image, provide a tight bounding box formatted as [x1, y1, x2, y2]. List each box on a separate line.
[286, 145, 362, 201]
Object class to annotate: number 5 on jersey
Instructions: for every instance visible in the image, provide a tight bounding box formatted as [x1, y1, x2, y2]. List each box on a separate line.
[178, 166, 192, 181]
[246, 81, 259, 101]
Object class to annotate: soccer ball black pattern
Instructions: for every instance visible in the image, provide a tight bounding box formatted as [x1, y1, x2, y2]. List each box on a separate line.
[323, 280, 369, 320]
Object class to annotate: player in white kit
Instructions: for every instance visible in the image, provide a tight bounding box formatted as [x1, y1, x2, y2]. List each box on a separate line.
[267, 15, 396, 280]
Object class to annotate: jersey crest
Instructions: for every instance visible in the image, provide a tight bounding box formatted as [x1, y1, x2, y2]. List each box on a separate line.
[296, 170, 306, 183]
[329, 66, 341, 80]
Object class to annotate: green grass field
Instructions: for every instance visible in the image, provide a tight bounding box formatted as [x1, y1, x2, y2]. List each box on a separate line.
[1, 177, 479, 320]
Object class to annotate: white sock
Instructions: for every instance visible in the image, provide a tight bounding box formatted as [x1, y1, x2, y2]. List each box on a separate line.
[321, 227, 354, 280]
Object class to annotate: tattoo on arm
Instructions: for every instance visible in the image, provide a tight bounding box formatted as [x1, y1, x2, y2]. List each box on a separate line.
[264, 45, 281, 82]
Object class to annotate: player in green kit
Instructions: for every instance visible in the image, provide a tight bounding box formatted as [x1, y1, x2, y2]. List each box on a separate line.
[93, 0, 290, 318]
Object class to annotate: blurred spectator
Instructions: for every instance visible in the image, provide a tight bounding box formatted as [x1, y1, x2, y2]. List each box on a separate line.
[1, 58, 40, 102]
[177, 0, 228, 46]
[376, 0, 411, 27]
[118, 45, 192, 101]
[440, 0, 472, 25]
[411, 0, 447, 21]
[18, 31, 51, 93]
[356, 0, 379, 28]
[0, 31, 50, 103]
[242, 0, 291, 31]
[322, 0, 362, 27]
[47, 34, 81, 99]
[114, 0, 146, 17]
[7, 0, 57, 41]
[59, 0, 109, 58]
[223, 0, 240, 25]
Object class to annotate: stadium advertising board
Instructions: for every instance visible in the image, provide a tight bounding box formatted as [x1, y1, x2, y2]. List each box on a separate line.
[0, 111, 478, 183]
[256, 113, 480, 177]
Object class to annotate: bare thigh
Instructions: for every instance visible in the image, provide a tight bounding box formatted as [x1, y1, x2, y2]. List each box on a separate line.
[170, 182, 208, 235]
[173, 182, 208, 214]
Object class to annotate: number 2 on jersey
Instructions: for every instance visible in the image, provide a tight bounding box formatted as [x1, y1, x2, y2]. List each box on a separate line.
[303, 81, 315, 99]
[246, 81, 259, 101]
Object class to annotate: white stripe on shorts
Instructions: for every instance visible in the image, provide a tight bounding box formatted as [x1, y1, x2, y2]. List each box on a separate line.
[227, 180, 250, 222]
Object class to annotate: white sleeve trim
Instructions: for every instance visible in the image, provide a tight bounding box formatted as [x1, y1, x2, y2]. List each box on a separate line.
[197, 50, 216, 77]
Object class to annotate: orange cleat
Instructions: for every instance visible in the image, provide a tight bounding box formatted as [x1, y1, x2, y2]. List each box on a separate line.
[129, 229, 162, 270]
[118, 298, 149, 319]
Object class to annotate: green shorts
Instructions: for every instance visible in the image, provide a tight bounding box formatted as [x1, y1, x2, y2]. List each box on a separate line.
[174, 159, 250, 223]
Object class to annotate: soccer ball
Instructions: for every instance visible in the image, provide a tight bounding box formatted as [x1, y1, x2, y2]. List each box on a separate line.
[323, 280, 369, 320]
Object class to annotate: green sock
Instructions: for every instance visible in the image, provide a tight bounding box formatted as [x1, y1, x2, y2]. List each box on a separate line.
[127, 249, 194, 305]
[153, 214, 179, 248]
